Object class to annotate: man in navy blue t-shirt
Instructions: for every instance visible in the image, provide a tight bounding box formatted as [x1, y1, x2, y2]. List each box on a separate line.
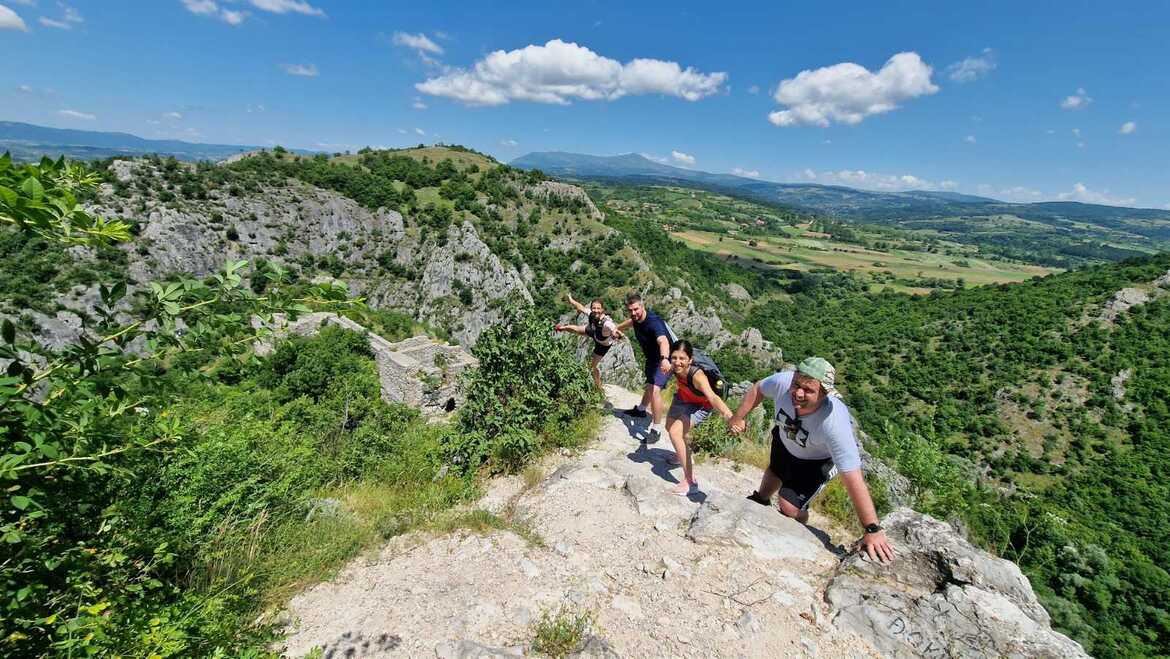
[614, 292, 675, 440]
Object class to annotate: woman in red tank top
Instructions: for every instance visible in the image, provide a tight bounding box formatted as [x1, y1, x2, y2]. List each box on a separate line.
[665, 339, 734, 496]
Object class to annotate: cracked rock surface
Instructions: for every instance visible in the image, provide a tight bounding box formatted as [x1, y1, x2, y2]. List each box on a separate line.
[826, 509, 1088, 658]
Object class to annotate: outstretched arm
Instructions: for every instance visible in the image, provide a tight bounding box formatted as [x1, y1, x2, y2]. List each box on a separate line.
[729, 382, 764, 433]
[694, 370, 734, 420]
[839, 470, 895, 564]
[614, 318, 633, 332]
[566, 293, 588, 315]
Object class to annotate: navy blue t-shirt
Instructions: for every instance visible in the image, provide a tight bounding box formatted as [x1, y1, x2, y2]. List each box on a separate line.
[633, 310, 674, 364]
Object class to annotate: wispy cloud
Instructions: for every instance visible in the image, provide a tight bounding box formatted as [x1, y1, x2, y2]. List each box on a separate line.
[414, 127, 425, 136]
[731, 167, 760, 178]
[747, 85, 760, 95]
[411, 97, 427, 110]
[946, 48, 996, 83]
[0, 4, 29, 31]
[964, 135, 977, 144]
[671, 150, 696, 166]
[181, 0, 247, 25]
[499, 138, 518, 147]
[1057, 182, 1135, 206]
[283, 63, 318, 77]
[799, 168, 944, 192]
[392, 31, 443, 55]
[1120, 121, 1136, 135]
[1060, 87, 1092, 110]
[417, 39, 726, 106]
[40, 2, 83, 29]
[164, 111, 183, 119]
[248, 0, 323, 16]
[768, 52, 938, 127]
[57, 109, 96, 120]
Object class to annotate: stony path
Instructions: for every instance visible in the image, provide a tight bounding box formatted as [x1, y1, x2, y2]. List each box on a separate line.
[278, 386, 879, 658]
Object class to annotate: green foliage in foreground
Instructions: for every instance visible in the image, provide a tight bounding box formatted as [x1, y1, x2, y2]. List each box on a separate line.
[449, 308, 601, 473]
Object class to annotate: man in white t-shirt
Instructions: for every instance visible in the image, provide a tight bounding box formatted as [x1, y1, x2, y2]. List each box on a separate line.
[730, 357, 895, 563]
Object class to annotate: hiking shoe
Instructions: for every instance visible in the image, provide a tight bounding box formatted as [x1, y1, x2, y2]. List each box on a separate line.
[746, 491, 771, 506]
[622, 406, 648, 418]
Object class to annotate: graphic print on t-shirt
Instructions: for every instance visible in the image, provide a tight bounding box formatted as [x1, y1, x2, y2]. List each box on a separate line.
[776, 407, 810, 448]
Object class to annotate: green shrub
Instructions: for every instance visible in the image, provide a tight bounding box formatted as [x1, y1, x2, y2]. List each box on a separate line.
[531, 606, 594, 658]
[450, 308, 599, 473]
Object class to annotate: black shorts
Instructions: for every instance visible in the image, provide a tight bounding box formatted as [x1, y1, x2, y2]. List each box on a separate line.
[592, 342, 612, 357]
[768, 426, 834, 511]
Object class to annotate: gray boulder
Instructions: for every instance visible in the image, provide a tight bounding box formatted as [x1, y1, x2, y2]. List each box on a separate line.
[826, 508, 1088, 658]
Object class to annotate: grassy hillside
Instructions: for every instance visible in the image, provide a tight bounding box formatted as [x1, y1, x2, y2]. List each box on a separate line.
[588, 183, 1058, 294]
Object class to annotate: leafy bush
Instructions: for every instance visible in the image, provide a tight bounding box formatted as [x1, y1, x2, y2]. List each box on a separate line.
[448, 308, 599, 473]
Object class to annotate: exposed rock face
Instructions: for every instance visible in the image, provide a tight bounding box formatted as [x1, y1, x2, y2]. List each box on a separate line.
[528, 180, 604, 221]
[1099, 287, 1150, 322]
[826, 508, 1088, 658]
[1111, 368, 1132, 401]
[1155, 268, 1170, 289]
[255, 312, 476, 415]
[413, 222, 533, 346]
[721, 282, 751, 302]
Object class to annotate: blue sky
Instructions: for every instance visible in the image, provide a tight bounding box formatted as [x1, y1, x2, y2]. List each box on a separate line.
[2, 0, 1168, 208]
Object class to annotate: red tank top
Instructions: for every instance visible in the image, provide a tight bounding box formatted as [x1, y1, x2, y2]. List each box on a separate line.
[675, 368, 712, 408]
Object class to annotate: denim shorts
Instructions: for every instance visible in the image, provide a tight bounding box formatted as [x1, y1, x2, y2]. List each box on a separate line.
[667, 400, 712, 427]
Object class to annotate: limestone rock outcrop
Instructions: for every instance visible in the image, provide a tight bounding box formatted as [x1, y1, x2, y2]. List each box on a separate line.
[254, 312, 476, 415]
[826, 508, 1088, 658]
[1099, 287, 1150, 322]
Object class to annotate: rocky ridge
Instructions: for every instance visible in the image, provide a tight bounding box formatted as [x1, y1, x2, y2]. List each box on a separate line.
[277, 387, 1082, 658]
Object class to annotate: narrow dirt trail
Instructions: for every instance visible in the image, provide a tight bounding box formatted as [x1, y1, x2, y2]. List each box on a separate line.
[279, 386, 879, 658]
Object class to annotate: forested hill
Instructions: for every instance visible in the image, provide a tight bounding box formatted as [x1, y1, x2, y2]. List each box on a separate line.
[742, 253, 1170, 656]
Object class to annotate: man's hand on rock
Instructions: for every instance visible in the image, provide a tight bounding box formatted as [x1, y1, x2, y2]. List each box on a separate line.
[860, 530, 896, 564]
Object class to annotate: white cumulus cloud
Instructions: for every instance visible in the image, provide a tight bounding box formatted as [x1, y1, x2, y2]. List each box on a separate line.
[58, 109, 95, 120]
[800, 167, 944, 192]
[283, 63, 318, 77]
[1057, 182, 1135, 206]
[416, 38, 726, 106]
[671, 150, 695, 166]
[0, 4, 29, 31]
[1120, 121, 1136, 135]
[732, 167, 760, 178]
[393, 31, 443, 55]
[946, 48, 996, 83]
[768, 52, 938, 127]
[1060, 88, 1091, 110]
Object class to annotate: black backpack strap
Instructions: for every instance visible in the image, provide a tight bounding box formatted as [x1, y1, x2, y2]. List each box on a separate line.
[686, 364, 700, 392]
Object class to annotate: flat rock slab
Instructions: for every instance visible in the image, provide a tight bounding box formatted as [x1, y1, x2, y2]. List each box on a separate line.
[686, 492, 825, 562]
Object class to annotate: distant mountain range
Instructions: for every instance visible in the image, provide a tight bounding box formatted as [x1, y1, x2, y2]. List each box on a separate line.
[512, 151, 1170, 241]
[0, 121, 314, 162]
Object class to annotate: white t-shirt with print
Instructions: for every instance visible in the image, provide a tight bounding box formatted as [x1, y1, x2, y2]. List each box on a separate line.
[759, 370, 861, 472]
